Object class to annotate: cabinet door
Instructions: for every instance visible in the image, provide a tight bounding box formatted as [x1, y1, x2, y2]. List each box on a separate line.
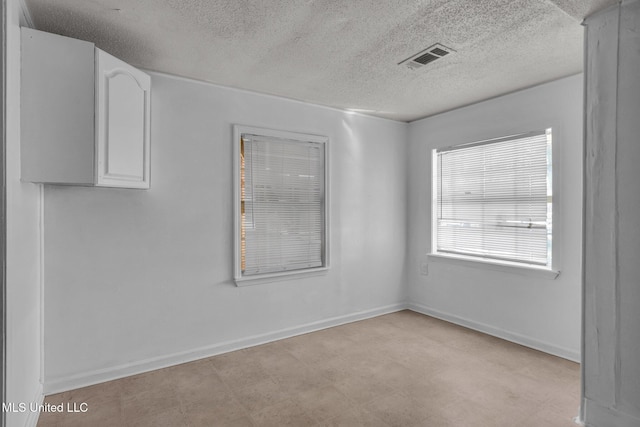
[95, 49, 151, 189]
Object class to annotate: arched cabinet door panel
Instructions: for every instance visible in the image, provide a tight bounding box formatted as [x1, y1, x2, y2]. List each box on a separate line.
[96, 50, 150, 189]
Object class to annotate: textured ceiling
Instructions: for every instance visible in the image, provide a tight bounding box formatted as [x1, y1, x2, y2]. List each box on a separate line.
[24, 0, 618, 122]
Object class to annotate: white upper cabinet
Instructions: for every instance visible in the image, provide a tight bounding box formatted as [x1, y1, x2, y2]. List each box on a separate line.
[21, 28, 151, 189]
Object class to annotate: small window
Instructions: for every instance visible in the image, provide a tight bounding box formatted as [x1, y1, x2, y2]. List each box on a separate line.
[432, 129, 553, 268]
[234, 125, 329, 285]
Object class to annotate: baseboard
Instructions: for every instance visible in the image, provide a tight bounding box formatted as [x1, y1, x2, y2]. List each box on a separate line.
[408, 303, 580, 362]
[24, 383, 44, 427]
[44, 303, 406, 394]
[45, 301, 581, 394]
[583, 398, 640, 427]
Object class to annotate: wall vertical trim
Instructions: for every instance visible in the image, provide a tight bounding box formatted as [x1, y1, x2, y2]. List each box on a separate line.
[579, 19, 588, 423]
[0, 0, 7, 425]
[613, 2, 622, 409]
[39, 184, 44, 386]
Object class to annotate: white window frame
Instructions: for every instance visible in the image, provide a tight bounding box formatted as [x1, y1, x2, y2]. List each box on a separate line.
[233, 125, 330, 286]
[429, 128, 561, 279]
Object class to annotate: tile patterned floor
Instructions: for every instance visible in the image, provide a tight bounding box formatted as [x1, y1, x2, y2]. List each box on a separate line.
[37, 310, 580, 426]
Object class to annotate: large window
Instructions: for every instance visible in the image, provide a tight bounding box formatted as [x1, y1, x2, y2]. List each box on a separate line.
[234, 126, 328, 284]
[432, 129, 553, 268]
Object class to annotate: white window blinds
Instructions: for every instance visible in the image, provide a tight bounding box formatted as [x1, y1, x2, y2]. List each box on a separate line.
[241, 133, 325, 276]
[434, 129, 552, 266]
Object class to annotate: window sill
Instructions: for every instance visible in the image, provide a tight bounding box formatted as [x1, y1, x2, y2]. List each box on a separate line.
[235, 266, 329, 287]
[427, 253, 560, 279]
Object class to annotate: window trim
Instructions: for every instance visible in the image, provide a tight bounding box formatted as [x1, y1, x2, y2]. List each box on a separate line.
[429, 126, 562, 278]
[233, 125, 330, 286]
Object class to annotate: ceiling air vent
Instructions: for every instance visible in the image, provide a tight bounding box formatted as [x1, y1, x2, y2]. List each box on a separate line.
[399, 43, 455, 70]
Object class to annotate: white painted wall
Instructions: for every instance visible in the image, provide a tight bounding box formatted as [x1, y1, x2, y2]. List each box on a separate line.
[41, 69, 586, 393]
[406, 75, 583, 361]
[5, 0, 43, 426]
[43, 72, 408, 392]
[583, 2, 640, 426]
